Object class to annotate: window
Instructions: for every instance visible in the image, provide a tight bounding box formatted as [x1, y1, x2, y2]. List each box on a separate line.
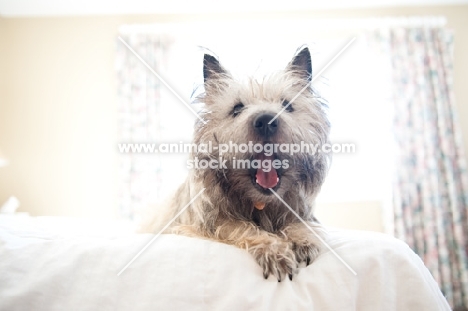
[157, 25, 393, 204]
[119, 22, 394, 225]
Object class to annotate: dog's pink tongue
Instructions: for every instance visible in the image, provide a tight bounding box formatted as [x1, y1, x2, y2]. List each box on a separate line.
[255, 154, 279, 189]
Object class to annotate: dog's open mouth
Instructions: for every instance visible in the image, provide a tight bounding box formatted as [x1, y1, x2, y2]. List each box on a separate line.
[249, 152, 281, 193]
[255, 153, 279, 188]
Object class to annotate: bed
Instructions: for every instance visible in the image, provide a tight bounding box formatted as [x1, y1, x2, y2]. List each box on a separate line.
[0, 214, 451, 310]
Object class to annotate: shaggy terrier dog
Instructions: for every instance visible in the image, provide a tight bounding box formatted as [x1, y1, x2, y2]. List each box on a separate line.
[142, 46, 330, 281]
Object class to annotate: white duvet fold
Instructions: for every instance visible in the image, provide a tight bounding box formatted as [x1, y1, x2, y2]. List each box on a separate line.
[0, 216, 451, 311]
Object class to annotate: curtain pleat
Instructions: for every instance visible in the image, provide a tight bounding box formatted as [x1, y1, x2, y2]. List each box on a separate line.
[382, 27, 468, 309]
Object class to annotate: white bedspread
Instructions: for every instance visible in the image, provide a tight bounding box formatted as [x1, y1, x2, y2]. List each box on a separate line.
[0, 215, 450, 311]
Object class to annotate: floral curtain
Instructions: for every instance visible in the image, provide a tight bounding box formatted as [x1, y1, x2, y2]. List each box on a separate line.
[115, 34, 165, 220]
[376, 27, 468, 309]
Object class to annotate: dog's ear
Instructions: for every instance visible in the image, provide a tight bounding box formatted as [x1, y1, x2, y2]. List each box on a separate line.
[286, 46, 312, 82]
[203, 54, 229, 83]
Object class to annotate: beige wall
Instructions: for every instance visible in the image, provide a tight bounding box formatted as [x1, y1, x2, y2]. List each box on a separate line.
[0, 17, 4, 111]
[0, 16, 122, 218]
[0, 6, 467, 229]
[315, 201, 384, 232]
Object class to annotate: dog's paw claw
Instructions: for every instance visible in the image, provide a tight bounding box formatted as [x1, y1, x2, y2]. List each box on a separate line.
[293, 242, 320, 266]
[288, 273, 293, 281]
[254, 242, 296, 282]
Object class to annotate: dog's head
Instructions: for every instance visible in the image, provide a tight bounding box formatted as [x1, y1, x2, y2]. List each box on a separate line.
[192, 47, 330, 226]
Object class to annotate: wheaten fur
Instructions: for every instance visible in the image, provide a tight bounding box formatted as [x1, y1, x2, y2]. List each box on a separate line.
[140, 46, 330, 281]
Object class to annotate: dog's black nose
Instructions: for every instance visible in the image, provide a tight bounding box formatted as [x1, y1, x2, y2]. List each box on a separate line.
[253, 113, 279, 137]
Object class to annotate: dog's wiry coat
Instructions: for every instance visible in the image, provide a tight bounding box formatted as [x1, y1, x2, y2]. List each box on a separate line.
[141, 47, 330, 281]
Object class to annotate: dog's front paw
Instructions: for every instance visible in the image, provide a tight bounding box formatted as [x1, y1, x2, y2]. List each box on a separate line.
[251, 241, 297, 282]
[282, 223, 322, 267]
[293, 241, 320, 266]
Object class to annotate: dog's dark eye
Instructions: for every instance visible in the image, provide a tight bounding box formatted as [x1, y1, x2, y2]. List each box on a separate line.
[232, 103, 245, 117]
[282, 100, 294, 112]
